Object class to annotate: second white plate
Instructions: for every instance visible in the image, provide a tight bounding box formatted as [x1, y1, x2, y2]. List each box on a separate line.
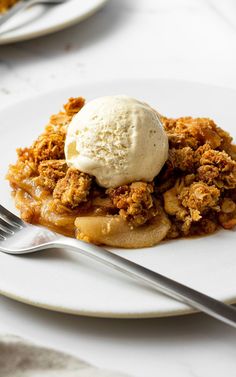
[0, 0, 108, 44]
[0, 78, 236, 318]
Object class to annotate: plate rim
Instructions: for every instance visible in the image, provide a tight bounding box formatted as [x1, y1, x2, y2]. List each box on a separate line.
[1, 77, 236, 113]
[1, 284, 236, 319]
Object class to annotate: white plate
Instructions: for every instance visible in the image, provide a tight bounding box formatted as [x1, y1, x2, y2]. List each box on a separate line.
[0, 79, 236, 318]
[0, 0, 108, 45]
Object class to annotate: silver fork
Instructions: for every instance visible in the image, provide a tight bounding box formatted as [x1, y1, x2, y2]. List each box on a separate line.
[0, 204, 236, 328]
[0, 0, 66, 29]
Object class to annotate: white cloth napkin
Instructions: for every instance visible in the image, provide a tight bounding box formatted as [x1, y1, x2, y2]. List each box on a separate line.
[0, 335, 130, 377]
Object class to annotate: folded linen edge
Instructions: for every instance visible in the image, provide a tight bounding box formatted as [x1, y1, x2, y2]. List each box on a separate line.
[0, 334, 130, 377]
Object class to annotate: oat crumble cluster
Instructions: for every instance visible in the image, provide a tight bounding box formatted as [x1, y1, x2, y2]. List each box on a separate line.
[159, 116, 236, 236]
[7, 97, 236, 246]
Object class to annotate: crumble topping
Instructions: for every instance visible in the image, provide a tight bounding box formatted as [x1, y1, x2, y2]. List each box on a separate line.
[53, 168, 92, 209]
[179, 181, 220, 214]
[158, 116, 236, 237]
[168, 147, 195, 172]
[7, 97, 236, 245]
[161, 116, 232, 150]
[33, 132, 66, 163]
[16, 97, 85, 168]
[63, 97, 85, 117]
[108, 182, 158, 226]
[197, 149, 236, 188]
[38, 160, 68, 190]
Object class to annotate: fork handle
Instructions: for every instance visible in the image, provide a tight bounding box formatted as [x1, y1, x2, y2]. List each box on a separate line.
[55, 237, 236, 328]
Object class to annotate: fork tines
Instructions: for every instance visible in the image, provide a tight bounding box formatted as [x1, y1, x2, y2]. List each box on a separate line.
[0, 205, 24, 239]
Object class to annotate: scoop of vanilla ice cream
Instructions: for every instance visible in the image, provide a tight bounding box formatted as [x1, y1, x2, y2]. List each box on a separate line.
[65, 95, 168, 188]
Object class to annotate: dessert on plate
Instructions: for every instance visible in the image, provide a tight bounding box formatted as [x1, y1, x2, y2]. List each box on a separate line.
[7, 95, 236, 248]
[0, 0, 18, 12]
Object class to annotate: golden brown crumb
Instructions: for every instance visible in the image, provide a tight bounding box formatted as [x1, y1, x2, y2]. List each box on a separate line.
[63, 97, 85, 117]
[169, 147, 195, 172]
[53, 168, 92, 208]
[7, 159, 37, 182]
[32, 132, 65, 164]
[163, 179, 220, 235]
[108, 182, 158, 226]
[198, 149, 236, 189]
[17, 147, 35, 163]
[194, 143, 212, 162]
[179, 181, 220, 214]
[162, 117, 231, 150]
[165, 143, 236, 189]
[15, 98, 85, 166]
[38, 160, 68, 190]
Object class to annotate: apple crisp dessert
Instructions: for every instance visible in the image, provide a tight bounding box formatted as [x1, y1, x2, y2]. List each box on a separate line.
[7, 97, 236, 248]
[0, 0, 18, 12]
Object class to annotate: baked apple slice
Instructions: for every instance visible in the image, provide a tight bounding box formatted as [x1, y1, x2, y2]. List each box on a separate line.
[75, 210, 170, 248]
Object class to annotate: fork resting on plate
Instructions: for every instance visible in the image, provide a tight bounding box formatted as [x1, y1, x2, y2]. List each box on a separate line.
[0, 204, 236, 328]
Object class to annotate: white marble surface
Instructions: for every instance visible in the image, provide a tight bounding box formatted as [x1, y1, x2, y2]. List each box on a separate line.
[0, 0, 236, 376]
